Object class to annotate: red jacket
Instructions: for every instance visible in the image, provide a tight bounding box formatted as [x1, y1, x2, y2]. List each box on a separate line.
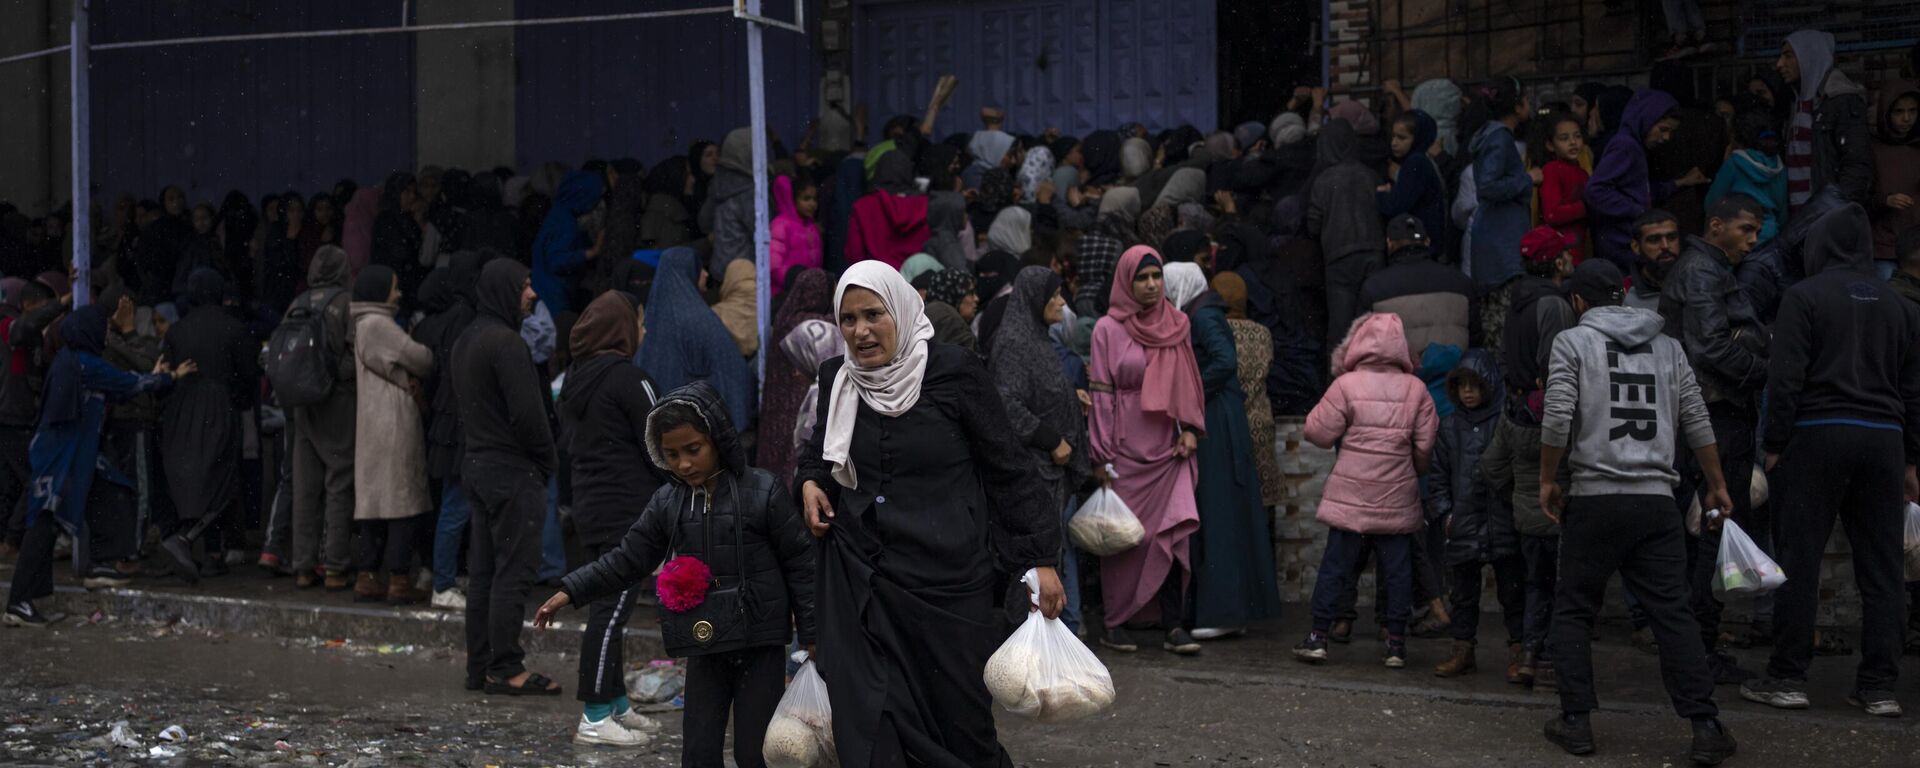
[1540, 158, 1589, 263]
[845, 191, 929, 269]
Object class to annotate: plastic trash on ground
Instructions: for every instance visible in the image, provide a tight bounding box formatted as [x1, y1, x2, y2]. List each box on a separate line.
[1067, 470, 1145, 556]
[1903, 502, 1920, 581]
[627, 661, 686, 704]
[1714, 516, 1786, 596]
[983, 570, 1115, 723]
[762, 658, 836, 768]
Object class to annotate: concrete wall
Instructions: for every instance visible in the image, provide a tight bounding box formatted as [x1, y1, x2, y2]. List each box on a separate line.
[415, 0, 515, 173]
[0, 0, 61, 217]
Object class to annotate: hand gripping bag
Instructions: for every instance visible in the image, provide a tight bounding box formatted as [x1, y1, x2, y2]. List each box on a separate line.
[1902, 502, 1920, 582]
[1067, 466, 1146, 556]
[1714, 516, 1786, 597]
[763, 659, 837, 768]
[983, 570, 1116, 723]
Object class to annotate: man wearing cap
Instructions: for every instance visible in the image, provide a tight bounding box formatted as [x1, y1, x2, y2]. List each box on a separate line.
[1538, 258, 1737, 765]
[1625, 210, 1683, 311]
[1658, 193, 1768, 684]
[1501, 226, 1577, 422]
[1359, 214, 1480, 364]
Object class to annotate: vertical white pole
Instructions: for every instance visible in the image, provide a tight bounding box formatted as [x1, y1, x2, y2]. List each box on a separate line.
[70, 0, 92, 307]
[746, 0, 771, 397]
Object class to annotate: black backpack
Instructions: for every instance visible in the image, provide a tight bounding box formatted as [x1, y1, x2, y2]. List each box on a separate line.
[266, 288, 344, 408]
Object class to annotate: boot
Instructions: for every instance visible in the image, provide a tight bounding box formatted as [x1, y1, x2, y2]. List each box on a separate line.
[1505, 642, 1526, 684]
[386, 574, 428, 605]
[354, 571, 387, 602]
[1515, 650, 1537, 685]
[1433, 640, 1476, 677]
[1533, 659, 1558, 694]
[324, 570, 351, 591]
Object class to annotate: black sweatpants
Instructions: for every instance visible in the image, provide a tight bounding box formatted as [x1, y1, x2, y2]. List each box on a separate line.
[0, 425, 31, 547]
[1449, 555, 1526, 645]
[6, 478, 136, 606]
[1550, 493, 1717, 720]
[1678, 402, 1756, 654]
[1521, 534, 1559, 657]
[464, 462, 547, 684]
[1764, 425, 1908, 692]
[577, 539, 644, 704]
[682, 644, 785, 768]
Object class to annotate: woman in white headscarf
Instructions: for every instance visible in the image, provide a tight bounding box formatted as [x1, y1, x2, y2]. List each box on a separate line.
[795, 262, 1064, 768]
[985, 206, 1034, 256]
[1018, 146, 1057, 200]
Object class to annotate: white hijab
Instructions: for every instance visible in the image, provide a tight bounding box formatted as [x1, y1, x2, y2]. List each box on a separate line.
[986, 207, 1033, 255]
[1163, 261, 1209, 311]
[823, 262, 937, 489]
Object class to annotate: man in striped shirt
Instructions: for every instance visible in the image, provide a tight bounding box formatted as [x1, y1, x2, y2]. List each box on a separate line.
[1776, 29, 1875, 215]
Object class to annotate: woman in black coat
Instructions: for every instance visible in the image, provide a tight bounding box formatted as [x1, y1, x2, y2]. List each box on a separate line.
[795, 261, 1064, 768]
[159, 269, 259, 577]
[371, 171, 425, 310]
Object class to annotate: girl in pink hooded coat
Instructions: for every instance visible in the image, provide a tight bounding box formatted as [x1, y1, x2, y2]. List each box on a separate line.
[768, 175, 822, 296]
[1293, 312, 1438, 669]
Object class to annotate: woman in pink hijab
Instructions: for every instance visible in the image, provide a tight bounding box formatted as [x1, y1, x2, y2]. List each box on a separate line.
[1088, 245, 1207, 656]
[341, 185, 382, 276]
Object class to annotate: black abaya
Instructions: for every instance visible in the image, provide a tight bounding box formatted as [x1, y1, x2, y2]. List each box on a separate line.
[159, 280, 258, 522]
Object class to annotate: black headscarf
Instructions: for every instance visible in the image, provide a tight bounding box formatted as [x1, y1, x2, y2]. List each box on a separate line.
[354, 264, 397, 303]
[475, 259, 530, 327]
[417, 269, 453, 314]
[871, 150, 920, 196]
[1079, 130, 1124, 185]
[41, 303, 112, 425]
[185, 268, 225, 313]
[916, 144, 962, 193]
[972, 250, 1021, 302]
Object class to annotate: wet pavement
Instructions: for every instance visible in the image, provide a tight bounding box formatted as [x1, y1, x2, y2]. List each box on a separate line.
[5, 602, 1919, 767]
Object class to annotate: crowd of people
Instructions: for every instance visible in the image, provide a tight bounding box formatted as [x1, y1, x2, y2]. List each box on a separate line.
[1, 25, 1919, 768]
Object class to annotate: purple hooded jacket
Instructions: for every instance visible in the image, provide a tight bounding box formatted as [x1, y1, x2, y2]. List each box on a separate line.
[1586, 89, 1680, 271]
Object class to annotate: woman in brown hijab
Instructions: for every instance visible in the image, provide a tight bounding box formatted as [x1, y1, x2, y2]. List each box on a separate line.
[1210, 273, 1284, 508]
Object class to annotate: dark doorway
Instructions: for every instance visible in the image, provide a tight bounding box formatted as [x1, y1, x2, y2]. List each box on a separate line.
[1217, 0, 1318, 128]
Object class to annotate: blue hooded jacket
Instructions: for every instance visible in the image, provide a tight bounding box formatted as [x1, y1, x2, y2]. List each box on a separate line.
[1587, 89, 1680, 270]
[1467, 120, 1534, 290]
[1377, 110, 1448, 249]
[531, 170, 604, 314]
[1705, 149, 1788, 243]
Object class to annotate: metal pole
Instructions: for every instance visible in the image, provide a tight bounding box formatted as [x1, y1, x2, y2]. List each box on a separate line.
[71, 0, 91, 307]
[745, 0, 772, 396]
[1319, 0, 1330, 89]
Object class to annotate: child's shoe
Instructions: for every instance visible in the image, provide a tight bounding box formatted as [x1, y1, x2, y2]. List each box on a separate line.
[1383, 636, 1407, 669]
[1292, 632, 1329, 663]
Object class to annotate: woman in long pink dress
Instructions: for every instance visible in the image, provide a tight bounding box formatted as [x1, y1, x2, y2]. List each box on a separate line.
[1088, 245, 1208, 655]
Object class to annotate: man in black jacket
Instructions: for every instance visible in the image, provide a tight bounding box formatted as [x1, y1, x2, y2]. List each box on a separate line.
[452, 258, 561, 695]
[1741, 203, 1920, 718]
[1660, 194, 1768, 683]
[1776, 29, 1875, 212]
[1360, 215, 1479, 363]
[1625, 210, 1683, 311]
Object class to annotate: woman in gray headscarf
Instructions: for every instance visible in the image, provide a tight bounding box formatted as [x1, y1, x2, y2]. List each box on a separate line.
[1412, 79, 1465, 157]
[986, 207, 1033, 256]
[964, 129, 1019, 190]
[1153, 167, 1209, 209]
[1121, 137, 1154, 182]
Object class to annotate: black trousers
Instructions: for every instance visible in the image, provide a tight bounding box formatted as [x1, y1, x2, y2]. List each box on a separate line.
[0, 425, 31, 547]
[1521, 534, 1559, 657]
[1551, 493, 1717, 720]
[1679, 402, 1756, 654]
[682, 645, 785, 768]
[1449, 555, 1526, 645]
[577, 540, 644, 704]
[1336, 524, 1443, 624]
[464, 463, 546, 683]
[353, 516, 423, 575]
[1764, 425, 1908, 692]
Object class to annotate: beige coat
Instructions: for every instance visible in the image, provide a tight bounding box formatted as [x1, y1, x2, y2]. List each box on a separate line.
[713, 257, 760, 358]
[351, 301, 434, 520]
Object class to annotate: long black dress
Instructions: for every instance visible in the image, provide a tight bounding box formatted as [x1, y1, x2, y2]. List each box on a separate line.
[795, 342, 1060, 768]
[160, 273, 259, 523]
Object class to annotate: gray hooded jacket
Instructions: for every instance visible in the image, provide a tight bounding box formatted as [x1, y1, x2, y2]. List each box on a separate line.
[1541, 305, 1715, 496]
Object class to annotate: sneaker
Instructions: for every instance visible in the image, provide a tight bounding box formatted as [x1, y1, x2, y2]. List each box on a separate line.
[257, 553, 290, 576]
[159, 534, 200, 585]
[1292, 633, 1329, 663]
[1098, 628, 1139, 653]
[223, 548, 248, 566]
[1383, 637, 1407, 669]
[1189, 627, 1244, 641]
[1688, 717, 1736, 765]
[1707, 652, 1755, 685]
[82, 566, 131, 589]
[614, 709, 661, 733]
[431, 589, 467, 611]
[1543, 712, 1595, 756]
[1739, 677, 1809, 709]
[1163, 628, 1202, 655]
[573, 714, 649, 747]
[3, 602, 58, 628]
[1847, 689, 1903, 718]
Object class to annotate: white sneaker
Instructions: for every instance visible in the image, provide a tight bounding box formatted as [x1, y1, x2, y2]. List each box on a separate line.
[614, 709, 661, 733]
[574, 714, 650, 747]
[1190, 627, 1246, 641]
[431, 589, 467, 611]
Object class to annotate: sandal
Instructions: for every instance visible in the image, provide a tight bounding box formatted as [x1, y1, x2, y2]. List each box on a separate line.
[1812, 631, 1852, 657]
[485, 672, 562, 696]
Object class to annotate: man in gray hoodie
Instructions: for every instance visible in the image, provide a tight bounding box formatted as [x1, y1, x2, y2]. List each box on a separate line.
[1537, 260, 1737, 765]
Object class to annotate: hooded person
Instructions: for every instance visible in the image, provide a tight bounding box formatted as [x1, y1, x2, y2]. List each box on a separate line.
[1211, 270, 1284, 508]
[347, 264, 434, 604]
[457, 174, 522, 258]
[781, 318, 845, 458]
[794, 257, 1070, 764]
[637, 248, 755, 431]
[1377, 110, 1449, 250]
[899, 253, 944, 287]
[342, 186, 382, 276]
[758, 269, 835, 483]
[1423, 348, 1524, 677]
[6, 303, 175, 625]
[769, 175, 823, 295]
[965, 129, 1018, 190]
[701, 128, 760, 278]
[1087, 246, 1207, 651]
[924, 268, 980, 353]
[639, 157, 696, 251]
[985, 207, 1033, 257]
[1467, 79, 1539, 289]
[924, 190, 974, 271]
[1307, 119, 1388, 350]
[1870, 80, 1920, 267]
[1413, 79, 1466, 158]
[1080, 129, 1125, 186]
[1780, 29, 1874, 213]
[412, 250, 489, 602]
[1749, 203, 1920, 716]
[846, 150, 931, 269]
[157, 269, 258, 579]
[1153, 167, 1209, 209]
[285, 245, 360, 589]
[1329, 100, 1392, 178]
[529, 170, 604, 315]
[1586, 89, 1687, 271]
[371, 174, 426, 309]
[1121, 136, 1154, 181]
[1019, 146, 1057, 201]
[451, 258, 565, 695]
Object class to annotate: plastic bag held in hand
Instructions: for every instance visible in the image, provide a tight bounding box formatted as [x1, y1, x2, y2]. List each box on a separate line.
[763, 659, 837, 768]
[1714, 515, 1786, 596]
[983, 569, 1117, 723]
[1067, 466, 1145, 556]
[1902, 503, 1920, 581]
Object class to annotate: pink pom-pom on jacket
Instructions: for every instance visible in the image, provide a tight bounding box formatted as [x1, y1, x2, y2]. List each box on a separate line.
[656, 555, 713, 613]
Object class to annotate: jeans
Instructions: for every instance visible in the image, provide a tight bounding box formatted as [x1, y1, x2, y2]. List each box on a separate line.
[682, 645, 785, 768]
[1521, 534, 1559, 657]
[1449, 555, 1526, 645]
[1312, 529, 1412, 637]
[464, 462, 547, 683]
[1335, 524, 1441, 624]
[1764, 425, 1907, 692]
[1551, 493, 1717, 720]
[433, 481, 471, 593]
[1060, 495, 1084, 634]
[1681, 402, 1755, 654]
[539, 476, 565, 583]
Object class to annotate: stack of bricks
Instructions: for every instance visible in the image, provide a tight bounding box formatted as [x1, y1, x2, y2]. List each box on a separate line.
[1269, 418, 1871, 628]
[1324, 0, 1373, 91]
